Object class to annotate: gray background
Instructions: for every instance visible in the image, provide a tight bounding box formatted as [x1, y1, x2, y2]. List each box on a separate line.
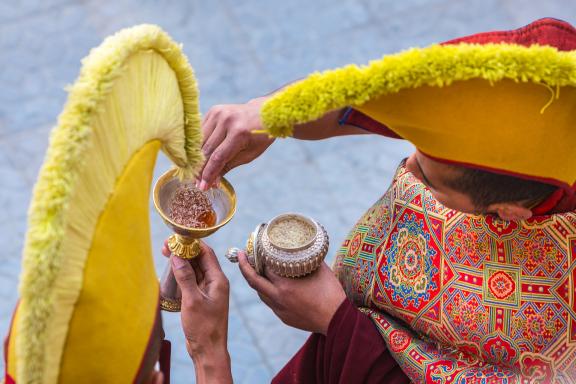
[0, 1, 574, 382]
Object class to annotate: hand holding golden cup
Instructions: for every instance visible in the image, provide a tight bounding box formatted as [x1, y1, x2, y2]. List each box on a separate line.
[153, 169, 236, 311]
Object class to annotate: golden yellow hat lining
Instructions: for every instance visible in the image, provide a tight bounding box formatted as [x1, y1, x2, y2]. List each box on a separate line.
[261, 18, 576, 190]
[5, 25, 203, 383]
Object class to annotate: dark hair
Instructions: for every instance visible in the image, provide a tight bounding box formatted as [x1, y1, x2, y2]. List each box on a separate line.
[446, 167, 557, 209]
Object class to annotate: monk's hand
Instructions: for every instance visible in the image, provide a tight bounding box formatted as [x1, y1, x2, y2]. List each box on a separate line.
[170, 241, 232, 383]
[198, 97, 275, 190]
[146, 371, 163, 384]
[238, 253, 346, 335]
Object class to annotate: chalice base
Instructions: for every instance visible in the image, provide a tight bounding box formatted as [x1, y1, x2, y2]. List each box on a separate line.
[160, 297, 181, 312]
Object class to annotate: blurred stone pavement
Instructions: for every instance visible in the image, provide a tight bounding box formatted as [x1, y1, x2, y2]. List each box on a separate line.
[0, 0, 574, 382]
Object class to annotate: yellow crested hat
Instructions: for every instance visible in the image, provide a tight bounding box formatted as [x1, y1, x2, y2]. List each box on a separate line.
[261, 18, 576, 194]
[5, 25, 202, 383]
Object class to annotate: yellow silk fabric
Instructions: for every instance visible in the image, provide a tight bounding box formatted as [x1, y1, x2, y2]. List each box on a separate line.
[355, 79, 576, 186]
[57, 140, 160, 382]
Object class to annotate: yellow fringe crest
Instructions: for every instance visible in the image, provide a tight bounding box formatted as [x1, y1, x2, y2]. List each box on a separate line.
[261, 43, 576, 137]
[17, 25, 202, 383]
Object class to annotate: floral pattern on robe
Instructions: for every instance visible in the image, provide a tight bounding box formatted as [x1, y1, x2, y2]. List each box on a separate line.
[335, 161, 576, 383]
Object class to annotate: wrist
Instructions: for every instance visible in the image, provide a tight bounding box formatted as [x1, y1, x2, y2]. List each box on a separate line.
[247, 96, 267, 106]
[319, 291, 347, 335]
[189, 343, 232, 383]
[187, 337, 228, 359]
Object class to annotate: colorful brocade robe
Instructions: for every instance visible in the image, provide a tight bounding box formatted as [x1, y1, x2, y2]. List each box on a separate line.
[334, 161, 576, 383]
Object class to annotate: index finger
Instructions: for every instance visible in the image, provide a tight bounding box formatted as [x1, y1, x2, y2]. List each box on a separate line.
[201, 109, 217, 147]
[238, 251, 278, 298]
[194, 241, 224, 284]
[200, 134, 239, 189]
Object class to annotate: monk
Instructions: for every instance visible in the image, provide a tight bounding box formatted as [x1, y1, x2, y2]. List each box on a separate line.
[168, 18, 576, 383]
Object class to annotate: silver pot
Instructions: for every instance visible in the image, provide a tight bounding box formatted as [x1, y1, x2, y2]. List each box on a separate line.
[226, 213, 329, 278]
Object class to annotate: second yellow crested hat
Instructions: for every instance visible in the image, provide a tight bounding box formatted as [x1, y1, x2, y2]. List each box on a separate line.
[262, 18, 576, 191]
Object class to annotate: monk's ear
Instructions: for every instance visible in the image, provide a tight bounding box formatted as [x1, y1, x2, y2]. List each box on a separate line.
[487, 202, 533, 221]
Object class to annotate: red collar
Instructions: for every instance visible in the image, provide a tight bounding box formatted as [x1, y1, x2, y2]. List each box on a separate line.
[532, 187, 576, 215]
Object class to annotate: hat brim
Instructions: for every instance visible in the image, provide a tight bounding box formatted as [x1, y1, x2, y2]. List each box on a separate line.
[262, 42, 576, 187]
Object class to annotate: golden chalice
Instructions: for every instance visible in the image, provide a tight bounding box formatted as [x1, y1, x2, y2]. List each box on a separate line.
[153, 169, 236, 311]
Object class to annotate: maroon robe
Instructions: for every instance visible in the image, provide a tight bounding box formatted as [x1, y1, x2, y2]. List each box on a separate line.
[273, 298, 410, 384]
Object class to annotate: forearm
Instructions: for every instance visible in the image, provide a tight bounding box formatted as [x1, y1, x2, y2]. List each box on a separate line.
[250, 90, 367, 141]
[292, 107, 367, 140]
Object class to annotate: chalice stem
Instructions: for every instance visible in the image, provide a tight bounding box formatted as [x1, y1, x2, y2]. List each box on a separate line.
[160, 236, 201, 312]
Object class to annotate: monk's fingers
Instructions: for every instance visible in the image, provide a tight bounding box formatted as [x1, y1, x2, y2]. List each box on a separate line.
[238, 251, 278, 298]
[201, 118, 227, 161]
[200, 134, 244, 190]
[188, 258, 205, 286]
[162, 239, 170, 258]
[194, 242, 227, 288]
[171, 256, 199, 301]
[201, 108, 217, 147]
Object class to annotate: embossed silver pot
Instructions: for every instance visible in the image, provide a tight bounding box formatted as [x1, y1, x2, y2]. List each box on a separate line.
[226, 213, 329, 278]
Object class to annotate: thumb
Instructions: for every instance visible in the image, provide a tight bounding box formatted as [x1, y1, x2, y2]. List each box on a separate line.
[171, 256, 198, 294]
